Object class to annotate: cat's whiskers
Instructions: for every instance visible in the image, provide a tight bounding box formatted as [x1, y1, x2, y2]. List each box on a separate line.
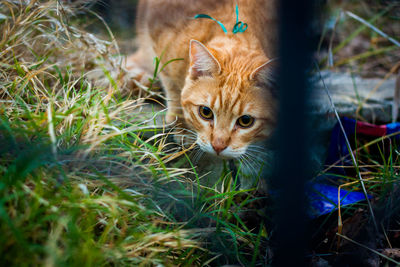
[245, 150, 269, 163]
[244, 150, 263, 163]
[174, 138, 196, 149]
[245, 150, 268, 158]
[245, 146, 269, 157]
[247, 144, 266, 150]
[172, 130, 197, 145]
[238, 155, 249, 169]
[245, 152, 265, 171]
[193, 151, 205, 166]
[189, 145, 204, 166]
[173, 134, 197, 141]
[172, 127, 198, 136]
[246, 146, 266, 153]
[240, 149, 267, 178]
[239, 154, 257, 178]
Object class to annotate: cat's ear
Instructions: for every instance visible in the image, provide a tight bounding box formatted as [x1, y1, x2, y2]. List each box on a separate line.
[189, 39, 221, 79]
[250, 58, 278, 88]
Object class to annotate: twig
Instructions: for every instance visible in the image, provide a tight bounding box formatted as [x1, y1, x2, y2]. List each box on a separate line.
[345, 11, 400, 48]
[314, 61, 379, 233]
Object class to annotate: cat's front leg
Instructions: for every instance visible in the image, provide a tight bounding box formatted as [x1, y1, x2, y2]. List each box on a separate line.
[125, 51, 154, 90]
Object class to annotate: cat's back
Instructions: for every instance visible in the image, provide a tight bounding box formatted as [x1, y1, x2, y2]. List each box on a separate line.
[138, 0, 230, 29]
[137, 0, 278, 57]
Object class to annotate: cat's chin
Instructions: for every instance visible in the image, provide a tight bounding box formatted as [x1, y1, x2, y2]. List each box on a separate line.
[215, 154, 238, 160]
[203, 152, 237, 160]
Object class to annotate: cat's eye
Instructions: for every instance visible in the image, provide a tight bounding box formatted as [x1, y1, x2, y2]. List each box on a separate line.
[237, 115, 254, 128]
[199, 106, 213, 120]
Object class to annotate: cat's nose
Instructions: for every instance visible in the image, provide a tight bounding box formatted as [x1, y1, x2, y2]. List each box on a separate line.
[212, 139, 228, 155]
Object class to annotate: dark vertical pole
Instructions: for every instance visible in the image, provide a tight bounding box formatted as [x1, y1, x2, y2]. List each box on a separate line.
[269, 0, 315, 266]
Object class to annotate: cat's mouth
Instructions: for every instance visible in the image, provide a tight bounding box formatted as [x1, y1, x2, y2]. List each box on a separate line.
[197, 142, 243, 159]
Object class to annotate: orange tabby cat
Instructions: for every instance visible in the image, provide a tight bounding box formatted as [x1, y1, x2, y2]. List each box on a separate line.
[126, 0, 278, 159]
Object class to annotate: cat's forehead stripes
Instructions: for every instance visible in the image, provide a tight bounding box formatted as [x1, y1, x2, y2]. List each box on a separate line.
[205, 71, 249, 115]
[227, 93, 241, 114]
[209, 88, 241, 115]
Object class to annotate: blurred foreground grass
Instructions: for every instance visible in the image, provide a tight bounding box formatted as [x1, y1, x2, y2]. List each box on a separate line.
[0, 1, 201, 265]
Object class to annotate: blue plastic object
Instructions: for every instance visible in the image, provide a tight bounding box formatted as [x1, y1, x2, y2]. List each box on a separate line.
[307, 181, 371, 218]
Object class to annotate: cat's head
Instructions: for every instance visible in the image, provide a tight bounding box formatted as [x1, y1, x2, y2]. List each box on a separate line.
[180, 40, 277, 159]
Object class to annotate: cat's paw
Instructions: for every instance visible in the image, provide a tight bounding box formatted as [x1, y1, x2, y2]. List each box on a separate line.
[126, 67, 152, 88]
[124, 54, 156, 91]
